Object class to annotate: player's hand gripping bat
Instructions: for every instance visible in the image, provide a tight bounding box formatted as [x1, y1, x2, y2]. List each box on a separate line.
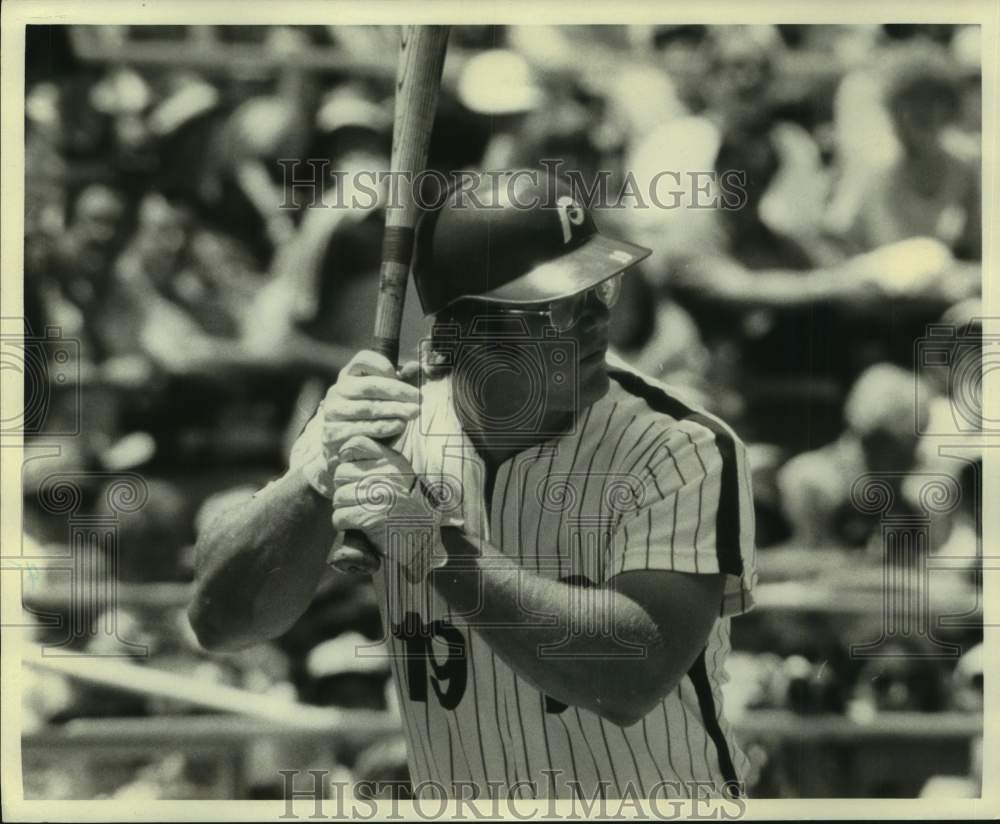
[329, 26, 450, 574]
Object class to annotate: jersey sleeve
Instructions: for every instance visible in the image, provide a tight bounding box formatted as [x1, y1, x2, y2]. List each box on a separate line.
[605, 418, 757, 616]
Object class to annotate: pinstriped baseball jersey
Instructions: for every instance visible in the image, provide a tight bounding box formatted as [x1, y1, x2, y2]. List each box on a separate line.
[290, 360, 757, 799]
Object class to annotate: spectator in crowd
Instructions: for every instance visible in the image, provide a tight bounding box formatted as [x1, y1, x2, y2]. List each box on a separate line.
[638, 28, 976, 450]
[303, 632, 391, 711]
[23, 184, 160, 479]
[33, 184, 132, 362]
[99, 478, 194, 582]
[202, 27, 318, 267]
[89, 67, 159, 189]
[104, 193, 301, 464]
[351, 738, 413, 799]
[147, 70, 227, 206]
[456, 48, 545, 170]
[115, 192, 242, 377]
[116, 192, 326, 384]
[843, 43, 981, 260]
[625, 30, 846, 449]
[776, 363, 952, 550]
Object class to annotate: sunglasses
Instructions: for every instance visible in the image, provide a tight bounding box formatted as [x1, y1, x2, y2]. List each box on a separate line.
[477, 274, 624, 333]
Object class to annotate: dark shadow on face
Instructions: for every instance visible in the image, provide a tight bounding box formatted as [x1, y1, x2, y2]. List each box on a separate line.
[608, 269, 656, 353]
[442, 295, 612, 444]
[704, 33, 775, 131]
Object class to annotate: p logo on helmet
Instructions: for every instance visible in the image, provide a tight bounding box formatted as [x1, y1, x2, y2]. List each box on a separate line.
[556, 195, 586, 244]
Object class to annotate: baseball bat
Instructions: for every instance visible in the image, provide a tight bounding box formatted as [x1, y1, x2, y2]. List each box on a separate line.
[330, 25, 450, 574]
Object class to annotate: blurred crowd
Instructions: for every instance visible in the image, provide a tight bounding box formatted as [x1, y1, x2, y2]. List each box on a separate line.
[19, 23, 984, 799]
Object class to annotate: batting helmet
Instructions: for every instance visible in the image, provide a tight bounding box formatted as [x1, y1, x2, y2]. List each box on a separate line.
[412, 172, 651, 316]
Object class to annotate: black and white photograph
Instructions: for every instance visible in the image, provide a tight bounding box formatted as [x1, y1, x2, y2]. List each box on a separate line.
[0, 2, 995, 819]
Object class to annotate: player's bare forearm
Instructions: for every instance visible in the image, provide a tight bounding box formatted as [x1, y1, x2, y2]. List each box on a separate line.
[188, 467, 336, 652]
[431, 528, 724, 728]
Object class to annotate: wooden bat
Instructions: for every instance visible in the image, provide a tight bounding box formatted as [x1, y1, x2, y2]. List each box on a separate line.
[330, 26, 450, 574]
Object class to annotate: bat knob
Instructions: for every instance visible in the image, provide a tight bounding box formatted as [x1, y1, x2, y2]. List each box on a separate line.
[331, 530, 382, 574]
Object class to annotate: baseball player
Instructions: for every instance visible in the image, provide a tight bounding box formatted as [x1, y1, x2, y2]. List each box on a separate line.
[190, 174, 757, 801]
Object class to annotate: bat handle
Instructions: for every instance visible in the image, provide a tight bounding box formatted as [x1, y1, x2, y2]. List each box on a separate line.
[331, 530, 382, 574]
